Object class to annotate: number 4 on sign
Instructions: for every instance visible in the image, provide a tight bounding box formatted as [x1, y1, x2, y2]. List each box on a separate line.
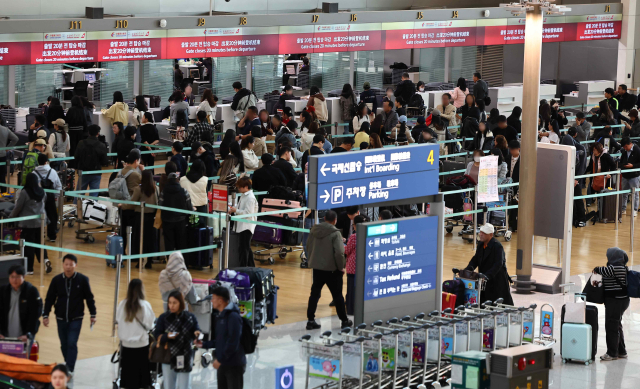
[427, 150, 434, 165]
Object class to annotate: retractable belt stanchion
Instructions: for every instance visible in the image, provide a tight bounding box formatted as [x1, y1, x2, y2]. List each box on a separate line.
[616, 170, 621, 231]
[19, 238, 25, 270]
[40, 213, 45, 289]
[473, 186, 478, 251]
[139, 202, 145, 274]
[223, 194, 234, 270]
[1, 215, 4, 255]
[58, 189, 64, 251]
[631, 188, 636, 253]
[126, 226, 132, 284]
[112, 254, 122, 337]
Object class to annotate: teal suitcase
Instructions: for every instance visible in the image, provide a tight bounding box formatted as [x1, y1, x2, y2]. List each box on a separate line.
[561, 322, 592, 365]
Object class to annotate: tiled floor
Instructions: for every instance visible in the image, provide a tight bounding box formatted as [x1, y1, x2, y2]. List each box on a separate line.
[70, 270, 640, 389]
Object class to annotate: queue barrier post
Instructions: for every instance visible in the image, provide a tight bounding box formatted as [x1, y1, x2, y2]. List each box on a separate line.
[223, 193, 234, 270]
[19, 238, 24, 259]
[58, 189, 64, 252]
[5, 157, 10, 194]
[40, 214, 45, 289]
[112, 254, 122, 338]
[139, 202, 145, 274]
[631, 187, 635, 253]
[616, 170, 621, 231]
[0, 215, 4, 255]
[473, 186, 478, 251]
[126, 226, 132, 284]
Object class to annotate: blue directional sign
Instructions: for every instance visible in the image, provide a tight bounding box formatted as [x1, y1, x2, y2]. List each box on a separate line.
[275, 365, 294, 389]
[362, 217, 438, 301]
[307, 144, 439, 210]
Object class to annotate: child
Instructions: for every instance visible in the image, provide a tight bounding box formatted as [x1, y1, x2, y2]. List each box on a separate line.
[170, 141, 187, 178]
[345, 215, 367, 315]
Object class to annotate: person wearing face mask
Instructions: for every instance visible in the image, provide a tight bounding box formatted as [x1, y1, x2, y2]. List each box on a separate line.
[473, 122, 494, 151]
[416, 81, 426, 93]
[466, 149, 484, 184]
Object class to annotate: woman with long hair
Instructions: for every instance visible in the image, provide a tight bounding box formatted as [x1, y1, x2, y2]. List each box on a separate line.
[451, 77, 469, 108]
[490, 148, 509, 185]
[339, 83, 357, 127]
[116, 279, 155, 388]
[102, 91, 129, 126]
[230, 141, 246, 174]
[487, 108, 500, 131]
[218, 154, 239, 189]
[354, 121, 371, 147]
[369, 133, 383, 149]
[219, 129, 236, 160]
[240, 136, 259, 173]
[50, 364, 71, 389]
[197, 88, 218, 124]
[459, 94, 476, 123]
[131, 170, 159, 266]
[591, 100, 617, 128]
[133, 95, 148, 127]
[353, 102, 373, 134]
[466, 149, 484, 184]
[540, 119, 561, 144]
[507, 106, 522, 134]
[48, 116, 70, 158]
[46, 97, 65, 130]
[494, 134, 509, 162]
[300, 121, 320, 152]
[180, 159, 208, 227]
[539, 101, 552, 129]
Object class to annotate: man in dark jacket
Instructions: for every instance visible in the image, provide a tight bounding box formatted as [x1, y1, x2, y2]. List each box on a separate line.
[301, 136, 325, 171]
[620, 137, 640, 216]
[360, 81, 378, 113]
[191, 141, 220, 190]
[306, 211, 352, 330]
[473, 72, 488, 103]
[331, 137, 355, 153]
[251, 154, 287, 192]
[230, 82, 255, 117]
[616, 84, 637, 112]
[335, 206, 360, 239]
[464, 223, 513, 305]
[0, 265, 42, 340]
[507, 140, 520, 231]
[74, 125, 109, 194]
[159, 170, 193, 251]
[394, 73, 415, 106]
[492, 116, 518, 143]
[562, 128, 589, 226]
[43, 254, 96, 375]
[411, 116, 428, 141]
[200, 286, 246, 389]
[273, 146, 298, 187]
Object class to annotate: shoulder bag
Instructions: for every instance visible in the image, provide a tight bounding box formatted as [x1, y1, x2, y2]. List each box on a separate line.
[148, 333, 172, 364]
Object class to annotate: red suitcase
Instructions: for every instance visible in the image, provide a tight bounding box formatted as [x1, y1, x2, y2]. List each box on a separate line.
[442, 292, 457, 313]
[261, 198, 302, 219]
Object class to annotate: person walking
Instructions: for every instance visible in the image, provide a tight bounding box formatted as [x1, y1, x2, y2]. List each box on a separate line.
[306, 211, 353, 330]
[43, 254, 97, 378]
[198, 286, 246, 389]
[594, 247, 630, 361]
[229, 177, 258, 267]
[34, 154, 62, 242]
[153, 291, 201, 389]
[9, 172, 51, 274]
[116, 279, 156, 389]
[0, 265, 42, 341]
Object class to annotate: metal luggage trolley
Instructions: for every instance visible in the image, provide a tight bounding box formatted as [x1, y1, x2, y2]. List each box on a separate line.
[74, 200, 120, 243]
[252, 209, 306, 265]
[484, 192, 513, 242]
[410, 311, 458, 389]
[452, 268, 487, 305]
[443, 191, 475, 235]
[299, 331, 347, 389]
[339, 326, 384, 389]
[489, 299, 538, 347]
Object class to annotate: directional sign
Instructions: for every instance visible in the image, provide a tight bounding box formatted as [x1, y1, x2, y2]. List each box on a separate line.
[275, 365, 294, 389]
[362, 217, 438, 301]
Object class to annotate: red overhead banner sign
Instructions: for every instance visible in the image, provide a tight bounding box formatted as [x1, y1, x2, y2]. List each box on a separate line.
[0, 14, 622, 65]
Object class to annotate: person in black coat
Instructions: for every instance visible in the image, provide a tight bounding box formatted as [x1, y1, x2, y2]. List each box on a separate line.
[336, 206, 360, 240]
[472, 122, 494, 151]
[117, 126, 136, 167]
[492, 116, 518, 143]
[302, 136, 325, 169]
[619, 137, 640, 215]
[586, 142, 616, 177]
[191, 141, 220, 191]
[0, 265, 42, 339]
[464, 224, 513, 305]
[251, 154, 287, 193]
[394, 73, 415, 105]
[411, 116, 428, 141]
[593, 126, 621, 154]
[506, 140, 520, 231]
[507, 106, 522, 134]
[273, 146, 298, 187]
[46, 98, 65, 130]
[331, 137, 355, 153]
[616, 84, 637, 112]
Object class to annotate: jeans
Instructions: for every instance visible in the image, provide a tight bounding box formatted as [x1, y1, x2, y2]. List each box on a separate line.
[605, 297, 629, 357]
[302, 218, 315, 258]
[22, 227, 48, 272]
[73, 173, 102, 204]
[57, 319, 83, 372]
[217, 365, 245, 389]
[307, 269, 348, 322]
[621, 176, 640, 212]
[161, 364, 191, 389]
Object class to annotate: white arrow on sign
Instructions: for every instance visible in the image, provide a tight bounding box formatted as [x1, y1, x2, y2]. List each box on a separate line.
[368, 266, 372, 272]
[320, 163, 330, 176]
[368, 240, 373, 247]
[368, 253, 373, 260]
[367, 291, 372, 297]
[367, 278, 372, 284]
[320, 190, 330, 203]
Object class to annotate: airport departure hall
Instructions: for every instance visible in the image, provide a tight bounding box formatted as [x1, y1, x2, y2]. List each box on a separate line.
[1, 1, 640, 389]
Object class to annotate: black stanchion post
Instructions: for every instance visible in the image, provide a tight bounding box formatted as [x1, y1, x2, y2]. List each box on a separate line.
[139, 202, 145, 274]
[58, 189, 64, 251]
[126, 226, 132, 284]
[112, 254, 122, 337]
[40, 213, 45, 289]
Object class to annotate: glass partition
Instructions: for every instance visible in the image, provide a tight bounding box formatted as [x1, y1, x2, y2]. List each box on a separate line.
[98, 61, 135, 107]
[253, 55, 284, 99]
[419, 48, 446, 84]
[0, 66, 7, 106]
[449, 46, 477, 83]
[213, 57, 247, 101]
[354, 50, 384, 90]
[143, 60, 174, 105]
[15, 64, 64, 108]
[310, 52, 351, 94]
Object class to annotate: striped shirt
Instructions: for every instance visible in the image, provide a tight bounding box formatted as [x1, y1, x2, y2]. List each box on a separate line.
[594, 265, 628, 299]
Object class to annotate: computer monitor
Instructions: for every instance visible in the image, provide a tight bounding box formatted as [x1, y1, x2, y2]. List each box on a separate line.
[153, 110, 164, 123]
[72, 70, 86, 83]
[84, 73, 96, 83]
[286, 65, 296, 75]
[189, 69, 200, 80]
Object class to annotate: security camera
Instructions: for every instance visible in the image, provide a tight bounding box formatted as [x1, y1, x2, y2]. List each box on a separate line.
[482, 10, 490, 17]
[159, 19, 167, 28]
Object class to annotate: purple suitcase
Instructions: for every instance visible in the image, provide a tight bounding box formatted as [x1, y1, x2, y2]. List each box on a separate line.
[217, 269, 252, 300]
[252, 221, 283, 245]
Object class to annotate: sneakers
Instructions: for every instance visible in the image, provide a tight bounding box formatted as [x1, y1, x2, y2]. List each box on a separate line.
[45, 260, 52, 274]
[341, 319, 353, 329]
[306, 320, 321, 330]
[26, 271, 34, 276]
[634, 211, 637, 218]
[329, 301, 336, 307]
[600, 354, 618, 361]
[49, 237, 56, 242]
[619, 353, 628, 359]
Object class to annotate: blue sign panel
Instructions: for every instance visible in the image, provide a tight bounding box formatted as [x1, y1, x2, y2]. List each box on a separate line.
[275, 365, 294, 389]
[313, 170, 438, 210]
[363, 217, 438, 301]
[309, 144, 438, 184]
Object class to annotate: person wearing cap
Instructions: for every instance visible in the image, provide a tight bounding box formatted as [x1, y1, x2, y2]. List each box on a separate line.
[119, 150, 143, 253]
[0, 117, 18, 185]
[390, 116, 414, 143]
[331, 137, 355, 153]
[49, 119, 70, 162]
[29, 114, 49, 143]
[436, 93, 458, 127]
[29, 130, 55, 160]
[360, 81, 378, 113]
[464, 223, 514, 305]
[251, 154, 287, 193]
[74, 125, 109, 196]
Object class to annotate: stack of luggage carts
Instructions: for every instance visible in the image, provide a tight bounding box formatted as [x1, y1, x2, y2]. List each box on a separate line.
[252, 185, 305, 265]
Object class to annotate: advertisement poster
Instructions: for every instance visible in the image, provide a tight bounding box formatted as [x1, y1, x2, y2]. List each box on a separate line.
[541, 310, 554, 337]
[210, 184, 228, 212]
[522, 310, 535, 343]
[478, 155, 499, 203]
[309, 356, 340, 381]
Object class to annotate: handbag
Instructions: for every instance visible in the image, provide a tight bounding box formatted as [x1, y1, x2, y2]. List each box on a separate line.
[153, 209, 162, 230]
[582, 274, 604, 304]
[149, 334, 172, 364]
[592, 160, 605, 191]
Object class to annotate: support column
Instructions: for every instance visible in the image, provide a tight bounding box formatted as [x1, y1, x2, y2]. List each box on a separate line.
[514, 4, 542, 294]
[133, 61, 143, 97]
[617, 0, 639, 88]
[349, 52, 355, 86]
[7, 66, 16, 107]
[246, 57, 252, 92]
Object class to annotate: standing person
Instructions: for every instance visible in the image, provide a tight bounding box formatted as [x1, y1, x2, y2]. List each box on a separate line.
[132, 95, 148, 128]
[394, 72, 416, 104]
[464, 224, 513, 305]
[593, 247, 630, 361]
[231, 82, 257, 120]
[34, 154, 62, 242]
[170, 142, 188, 178]
[153, 291, 201, 389]
[240, 136, 259, 174]
[623, 109, 640, 139]
[131, 170, 159, 268]
[119, 150, 143, 254]
[180, 159, 208, 225]
[360, 81, 378, 113]
[493, 115, 519, 144]
[451, 77, 469, 108]
[170, 90, 190, 138]
[251, 154, 286, 192]
[9, 173, 51, 274]
[306, 211, 353, 330]
[619, 137, 640, 217]
[29, 114, 48, 143]
[117, 126, 136, 165]
[49, 119, 70, 161]
[506, 141, 520, 231]
[139, 112, 160, 167]
[273, 147, 298, 187]
[197, 89, 218, 124]
[236, 106, 261, 139]
[159, 163, 193, 252]
[65, 96, 87, 162]
[174, 64, 184, 89]
[50, 364, 71, 389]
[190, 141, 219, 190]
[116, 279, 155, 389]
[379, 100, 399, 137]
[74, 125, 109, 193]
[344, 215, 366, 316]
[0, 265, 43, 340]
[507, 106, 522, 134]
[198, 286, 246, 389]
[615, 84, 637, 113]
[111, 122, 125, 168]
[158, 252, 198, 310]
[465, 150, 484, 184]
[539, 119, 560, 144]
[229, 177, 258, 267]
[436, 93, 458, 127]
[43, 254, 96, 377]
[185, 111, 213, 149]
[81, 97, 94, 127]
[102, 91, 129, 126]
[251, 126, 267, 166]
[353, 103, 374, 135]
[183, 84, 196, 107]
[473, 72, 488, 104]
[339, 84, 357, 132]
[46, 98, 65, 130]
[306, 86, 328, 125]
[0, 118, 18, 184]
[219, 129, 236, 161]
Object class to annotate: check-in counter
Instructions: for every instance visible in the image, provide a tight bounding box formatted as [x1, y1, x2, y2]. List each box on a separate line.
[285, 99, 308, 114]
[326, 97, 343, 133]
[563, 80, 614, 108]
[487, 85, 522, 113]
[420, 90, 454, 110]
[215, 104, 237, 132]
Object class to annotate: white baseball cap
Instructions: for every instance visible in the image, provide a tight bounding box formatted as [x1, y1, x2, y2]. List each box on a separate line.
[479, 223, 495, 234]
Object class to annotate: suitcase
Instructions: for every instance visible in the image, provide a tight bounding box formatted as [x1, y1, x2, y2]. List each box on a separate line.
[98, 197, 119, 226]
[561, 323, 593, 364]
[216, 269, 252, 301]
[221, 228, 242, 268]
[261, 198, 303, 219]
[442, 292, 457, 313]
[266, 285, 278, 324]
[561, 303, 598, 362]
[105, 233, 124, 267]
[282, 218, 303, 246]
[0, 353, 54, 383]
[442, 279, 465, 306]
[253, 221, 284, 245]
[185, 227, 214, 269]
[229, 267, 274, 302]
[463, 198, 473, 222]
[82, 199, 108, 226]
[0, 373, 36, 389]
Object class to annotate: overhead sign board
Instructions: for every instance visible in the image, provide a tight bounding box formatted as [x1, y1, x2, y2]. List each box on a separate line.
[307, 144, 439, 210]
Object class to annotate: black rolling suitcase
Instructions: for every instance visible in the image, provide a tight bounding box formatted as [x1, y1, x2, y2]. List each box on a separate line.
[185, 226, 214, 269]
[0, 374, 35, 389]
[229, 266, 274, 302]
[561, 303, 599, 361]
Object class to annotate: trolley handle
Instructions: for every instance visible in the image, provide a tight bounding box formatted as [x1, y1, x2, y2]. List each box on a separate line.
[340, 327, 351, 334]
[299, 334, 312, 342]
[452, 268, 460, 275]
[346, 336, 367, 344]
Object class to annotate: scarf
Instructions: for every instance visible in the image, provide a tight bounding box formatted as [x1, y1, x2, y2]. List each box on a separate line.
[158, 252, 193, 297]
[164, 310, 196, 372]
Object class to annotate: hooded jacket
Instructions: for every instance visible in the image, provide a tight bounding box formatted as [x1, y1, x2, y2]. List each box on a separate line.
[307, 222, 346, 272]
[593, 247, 628, 299]
[159, 178, 193, 223]
[251, 164, 287, 193]
[0, 281, 42, 337]
[202, 302, 246, 367]
[75, 136, 109, 172]
[103, 102, 129, 126]
[308, 93, 328, 122]
[158, 252, 196, 304]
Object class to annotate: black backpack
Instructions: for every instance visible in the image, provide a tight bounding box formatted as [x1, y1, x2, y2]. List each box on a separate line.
[409, 93, 424, 108]
[240, 317, 258, 354]
[176, 108, 189, 128]
[35, 169, 55, 202]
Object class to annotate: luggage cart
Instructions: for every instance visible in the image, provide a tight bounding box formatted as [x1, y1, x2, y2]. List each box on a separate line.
[490, 299, 538, 347]
[252, 213, 305, 265]
[484, 193, 513, 242]
[411, 312, 455, 389]
[452, 268, 487, 305]
[74, 200, 120, 243]
[442, 190, 475, 235]
[299, 331, 346, 389]
[534, 303, 557, 348]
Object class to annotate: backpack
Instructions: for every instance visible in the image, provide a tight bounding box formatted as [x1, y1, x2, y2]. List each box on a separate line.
[108, 169, 134, 200]
[446, 174, 477, 189]
[176, 108, 189, 128]
[627, 269, 640, 298]
[240, 317, 258, 354]
[236, 93, 257, 119]
[35, 169, 55, 202]
[21, 150, 40, 186]
[409, 93, 424, 108]
[442, 279, 466, 307]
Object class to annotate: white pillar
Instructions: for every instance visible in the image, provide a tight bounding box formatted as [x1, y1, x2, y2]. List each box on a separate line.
[7, 66, 15, 107]
[617, 0, 639, 88]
